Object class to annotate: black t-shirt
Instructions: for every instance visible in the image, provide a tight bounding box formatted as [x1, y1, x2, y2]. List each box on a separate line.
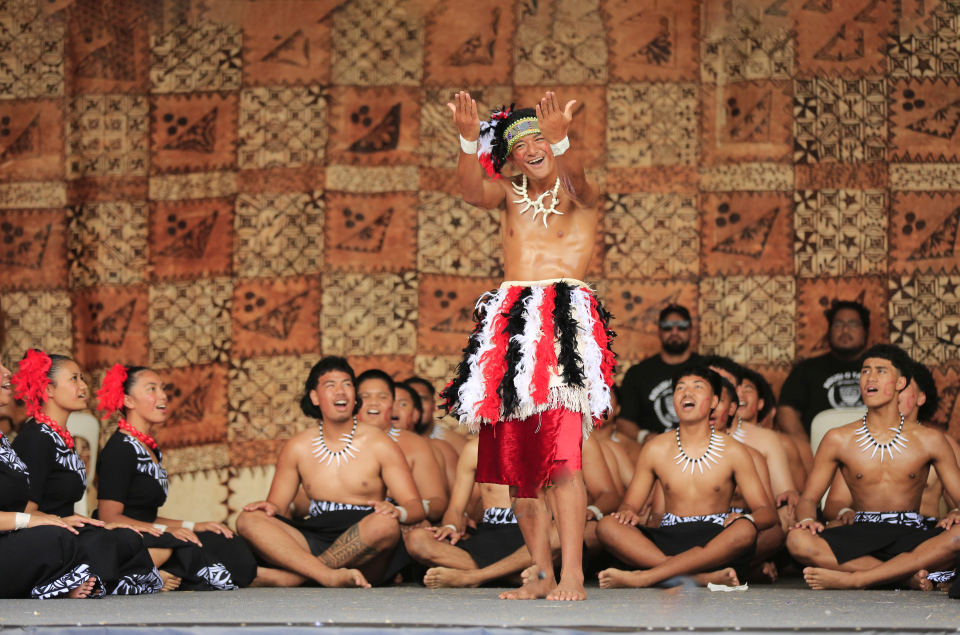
[779, 353, 864, 434]
[620, 354, 700, 433]
[0, 434, 31, 513]
[11, 419, 87, 518]
[96, 431, 169, 524]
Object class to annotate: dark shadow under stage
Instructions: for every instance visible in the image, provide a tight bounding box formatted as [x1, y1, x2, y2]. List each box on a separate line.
[2, 581, 960, 635]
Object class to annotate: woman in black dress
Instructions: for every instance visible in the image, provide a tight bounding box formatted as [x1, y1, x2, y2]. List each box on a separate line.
[95, 363, 267, 591]
[11, 350, 163, 595]
[0, 358, 103, 599]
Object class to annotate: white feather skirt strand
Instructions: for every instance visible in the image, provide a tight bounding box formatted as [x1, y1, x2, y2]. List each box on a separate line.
[456, 288, 508, 425]
[572, 288, 609, 422]
[512, 286, 545, 407]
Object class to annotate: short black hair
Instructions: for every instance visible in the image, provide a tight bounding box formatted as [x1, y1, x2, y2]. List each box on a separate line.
[702, 354, 743, 385]
[659, 304, 691, 324]
[300, 356, 358, 420]
[740, 367, 774, 422]
[911, 361, 939, 424]
[719, 376, 739, 417]
[826, 300, 870, 332]
[405, 376, 434, 396]
[672, 363, 722, 398]
[394, 382, 424, 420]
[860, 344, 914, 386]
[356, 369, 396, 397]
[121, 366, 152, 415]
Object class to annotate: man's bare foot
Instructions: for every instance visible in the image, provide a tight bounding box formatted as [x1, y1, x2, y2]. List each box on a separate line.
[66, 577, 97, 599]
[598, 568, 647, 589]
[905, 570, 934, 591]
[323, 568, 371, 588]
[692, 568, 739, 587]
[803, 567, 861, 590]
[762, 562, 778, 583]
[249, 566, 305, 588]
[546, 575, 587, 601]
[424, 567, 481, 589]
[158, 570, 181, 592]
[499, 566, 552, 599]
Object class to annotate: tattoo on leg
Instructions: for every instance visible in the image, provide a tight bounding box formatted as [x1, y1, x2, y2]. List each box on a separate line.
[319, 525, 379, 568]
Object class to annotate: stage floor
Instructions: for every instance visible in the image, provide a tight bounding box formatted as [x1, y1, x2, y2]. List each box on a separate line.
[1, 581, 958, 633]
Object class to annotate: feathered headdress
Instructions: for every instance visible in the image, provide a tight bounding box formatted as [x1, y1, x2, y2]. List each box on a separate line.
[13, 349, 52, 419]
[477, 105, 515, 178]
[97, 363, 128, 418]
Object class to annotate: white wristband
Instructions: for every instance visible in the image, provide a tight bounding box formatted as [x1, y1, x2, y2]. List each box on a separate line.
[459, 135, 478, 154]
[154, 523, 168, 532]
[837, 507, 855, 517]
[743, 513, 755, 524]
[798, 518, 815, 524]
[422, 500, 430, 516]
[14, 512, 30, 530]
[587, 505, 603, 521]
[549, 136, 570, 156]
[443, 524, 458, 533]
[396, 506, 408, 524]
[182, 520, 195, 531]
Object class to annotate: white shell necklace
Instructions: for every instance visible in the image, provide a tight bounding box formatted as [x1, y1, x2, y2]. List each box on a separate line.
[387, 426, 402, 443]
[855, 412, 908, 461]
[675, 429, 725, 474]
[732, 418, 747, 442]
[312, 417, 359, 467]
[512, 174, 562, 227]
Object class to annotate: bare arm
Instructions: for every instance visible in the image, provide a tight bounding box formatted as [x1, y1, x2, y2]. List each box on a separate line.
[732, 444, 777, 531]
[448, 91, 506, 210]
[378, 438, 426, 525]
[535, 92, 598, 208]
[945, 435, 960, 510]
[793, 429, 844, 529]
[263, 438, 305, 512]
[438, 441, 479, 537]
[407, 435, 449, 521]
[619, 441, 658, 514]
[597, 441, 625, 497]
[927, 429, 960, 527]
[781, 433, 808, 491]
[98, 499, 201, 543]
[776, 405, 810, 444]
[747, 446, 775, 504]
[582, 434, 621, 515]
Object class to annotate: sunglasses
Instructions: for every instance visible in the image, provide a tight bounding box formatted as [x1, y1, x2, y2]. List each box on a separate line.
[660, 320, 691, 331]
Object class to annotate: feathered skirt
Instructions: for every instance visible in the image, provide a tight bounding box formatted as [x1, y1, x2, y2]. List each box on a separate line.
[439, 279, 616, 495]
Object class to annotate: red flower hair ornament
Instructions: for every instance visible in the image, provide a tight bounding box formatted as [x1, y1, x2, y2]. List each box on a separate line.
[13, 349, 75, 449]
[98, 363, 158, 451]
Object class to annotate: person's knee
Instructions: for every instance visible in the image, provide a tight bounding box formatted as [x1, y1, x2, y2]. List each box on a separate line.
[726, 520, 759, 552]
[403, 528, 434, 559]
[236, 510, 259, 536]
[786, 528, 818, 561]
[595, 515, 622, 546]
[362, 514, 401, 550]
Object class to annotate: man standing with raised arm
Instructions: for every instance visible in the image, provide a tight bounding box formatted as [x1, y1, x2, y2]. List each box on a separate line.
[438, 91, 613, 601]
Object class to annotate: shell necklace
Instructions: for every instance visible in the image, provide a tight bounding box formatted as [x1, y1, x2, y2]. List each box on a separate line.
[675, 429, 725, 475]
[855, 413, 907, 462]
[732, 418, 747, 442]
[312, 417, 359, 467]
[387, 426, 402, 443]
[512, 174, 562, 227]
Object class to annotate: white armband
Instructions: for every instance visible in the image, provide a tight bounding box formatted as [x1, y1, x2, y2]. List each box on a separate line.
[395, 506, 408, 524]
[459, 135, 478, 154]
[587, 505, 603, 521]
[14, 512, 30, 530]
[154, 523, 168, 532]
[182, 520, 195, 531]
[797, 518, 815, 524]
[422, 500, 430, 516]
[549, 136, 570, 156]
[837, 508, 854, 518]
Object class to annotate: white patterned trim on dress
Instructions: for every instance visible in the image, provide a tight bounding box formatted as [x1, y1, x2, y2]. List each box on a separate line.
[729, 507, 746, 514]
[197, 563, 239, 590]
[37, 424, 87, 487]
[927, 570, 956, 583]
[660, 512, 728, 527]
[0, 435, 29, 475]
[31, 564, 104, 600]
[854, 511, 926, 529]
[308, 500, 373, 517]
[121, 435, 169, 497]
[112, 568, 163, 595]
[482, 507, 517, 525]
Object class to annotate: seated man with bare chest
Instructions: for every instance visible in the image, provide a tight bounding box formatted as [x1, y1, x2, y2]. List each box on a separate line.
[787, 345, 960, 590]
[596, 365, 777, 588]
[237, 357, 425, 588]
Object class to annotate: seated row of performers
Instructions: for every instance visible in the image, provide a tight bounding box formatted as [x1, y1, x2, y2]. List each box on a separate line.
[2, 345, 959, 599]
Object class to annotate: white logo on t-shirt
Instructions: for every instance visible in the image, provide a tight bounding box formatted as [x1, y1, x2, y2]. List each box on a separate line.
[649, 379, 679, 430]
[824, 372, 863, 409]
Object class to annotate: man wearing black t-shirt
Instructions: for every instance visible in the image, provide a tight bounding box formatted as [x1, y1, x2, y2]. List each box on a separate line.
[619, 305, 698, 440]
[777, 301, 869, 442]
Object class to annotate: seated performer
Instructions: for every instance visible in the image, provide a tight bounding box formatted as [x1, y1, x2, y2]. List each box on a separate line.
[407, 377, 468, 453]
[441, 91, 613, 600]
[787, 345, 960, 590]
[596, 364, 777, 588]
[0, 359, 101, 599]
[237, 357, 425, 588]
[357, 370, 448, 522]
[593, 386, 642, 491]
[11, 350, 163, 595]
[95, 364, 292, 590]
[739, 368, 807, 491]
[393, 381, 458, 495]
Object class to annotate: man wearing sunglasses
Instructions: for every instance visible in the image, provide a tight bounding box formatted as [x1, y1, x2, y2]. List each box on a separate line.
[619, 305, 698, 442]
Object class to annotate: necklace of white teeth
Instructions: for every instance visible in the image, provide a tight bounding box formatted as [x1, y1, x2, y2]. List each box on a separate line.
[675, 429, 725, 474]
[512, 174, 562, 227]
[387, 426, 401, 442]
[733, 418, 747, 441]
[312, 417, 359, 467]
[855, 412, 908, 461]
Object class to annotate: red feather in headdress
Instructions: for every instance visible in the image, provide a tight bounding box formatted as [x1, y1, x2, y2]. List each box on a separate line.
[13, 349, 75, 449]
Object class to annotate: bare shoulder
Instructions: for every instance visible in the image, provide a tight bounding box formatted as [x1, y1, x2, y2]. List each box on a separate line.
[400, 429, 432, 453]
[729, 438, 759, 462]
[283, 427, 319, 454]
[822, 421, 864, 445]
[355, 423, 392, 451]
[913, 423, 949, 448]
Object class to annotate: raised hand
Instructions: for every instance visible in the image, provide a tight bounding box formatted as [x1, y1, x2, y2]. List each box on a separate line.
[446, 91, 481, 142]
[536, 91, 577, 145]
